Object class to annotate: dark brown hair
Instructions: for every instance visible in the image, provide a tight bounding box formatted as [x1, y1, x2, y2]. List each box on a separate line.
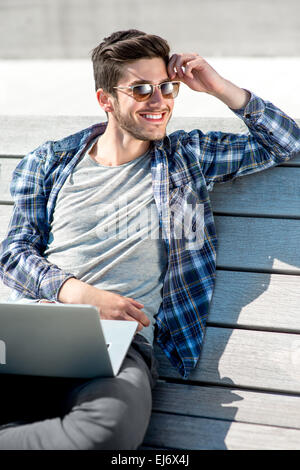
[90, 30, 170, 96]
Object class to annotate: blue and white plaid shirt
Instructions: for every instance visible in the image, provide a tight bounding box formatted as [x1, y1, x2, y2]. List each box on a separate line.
[1, 91, 300, 378]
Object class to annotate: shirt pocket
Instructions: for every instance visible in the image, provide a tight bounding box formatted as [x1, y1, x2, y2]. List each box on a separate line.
[169, 182, 205, 251]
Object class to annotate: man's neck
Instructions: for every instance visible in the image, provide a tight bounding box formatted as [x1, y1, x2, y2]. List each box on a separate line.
[89, 122, 150, 167]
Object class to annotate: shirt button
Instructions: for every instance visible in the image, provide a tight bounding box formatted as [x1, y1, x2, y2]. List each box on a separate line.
[245, 113, 251, 119]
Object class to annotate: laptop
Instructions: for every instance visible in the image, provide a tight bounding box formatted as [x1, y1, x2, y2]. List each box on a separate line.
[0, 302, 138, 378]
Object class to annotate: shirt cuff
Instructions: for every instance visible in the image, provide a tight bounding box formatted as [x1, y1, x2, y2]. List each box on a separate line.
[229, 89, 266, 123]
[38, 272, 76, 302]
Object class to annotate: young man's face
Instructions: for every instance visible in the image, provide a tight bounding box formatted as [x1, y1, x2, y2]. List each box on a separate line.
[110, 57, 175, 142]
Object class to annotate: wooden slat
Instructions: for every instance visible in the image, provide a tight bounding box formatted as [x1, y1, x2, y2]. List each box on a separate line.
[215, 215, 300, 273]
[169, 117, 249, 134]
[1, 116, 300, 165]
[154, 327, 300, 393]
[0, 116, 100, 156]
[210, 166, 300, 216]
[143, 412, 300, 450]
[209, 270, 300, 332]
[152, 382, 300, 429]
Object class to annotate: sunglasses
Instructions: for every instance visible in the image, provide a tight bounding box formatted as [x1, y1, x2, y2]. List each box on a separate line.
[113, 81, 180, 102]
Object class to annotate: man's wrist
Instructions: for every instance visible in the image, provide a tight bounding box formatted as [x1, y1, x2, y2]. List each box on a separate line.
[211, 79, 251, 110]
[58, 277, 86, 304]
[58, 277, 104, 306]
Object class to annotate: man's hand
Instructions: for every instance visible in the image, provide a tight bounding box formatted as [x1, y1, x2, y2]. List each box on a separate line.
[58, 278, 150, 332]
[168, 53, 251, 110]
[168, 53, 226, 95]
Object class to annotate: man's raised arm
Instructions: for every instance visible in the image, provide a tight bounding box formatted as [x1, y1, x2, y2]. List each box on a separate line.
[168, 53, 300, 185]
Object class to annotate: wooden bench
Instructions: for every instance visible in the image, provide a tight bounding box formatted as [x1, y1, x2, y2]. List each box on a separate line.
[1, 115, 300, 450]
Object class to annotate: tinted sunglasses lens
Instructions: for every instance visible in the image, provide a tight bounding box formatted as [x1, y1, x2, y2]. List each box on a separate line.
[161, 82, 180, 98]
[132, 84, 153, 101]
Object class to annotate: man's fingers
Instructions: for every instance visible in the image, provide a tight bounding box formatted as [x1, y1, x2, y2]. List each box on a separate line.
[125, 297, 148, 330]
[168, 55, 176, 78]
[184, 57, 204, 79]
[172, 55, 186, 78]
[127, 297, 144, 307]
[127, 303, 150, 327]
[168, 53, 199, 78]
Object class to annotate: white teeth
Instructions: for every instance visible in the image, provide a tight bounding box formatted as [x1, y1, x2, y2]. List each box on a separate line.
[144, 114, 163, 120]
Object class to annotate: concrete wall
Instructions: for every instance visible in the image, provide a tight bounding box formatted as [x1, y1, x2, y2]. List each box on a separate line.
[1, 0, 300, 59]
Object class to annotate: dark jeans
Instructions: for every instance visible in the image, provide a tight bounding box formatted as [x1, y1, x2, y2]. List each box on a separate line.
[0, 334, 159, 450]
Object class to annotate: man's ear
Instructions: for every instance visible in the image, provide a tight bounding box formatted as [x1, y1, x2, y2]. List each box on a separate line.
[96, 88, 114, 113]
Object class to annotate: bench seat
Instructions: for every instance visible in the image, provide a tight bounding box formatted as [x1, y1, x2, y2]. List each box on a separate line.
[1, 116, 300, 450]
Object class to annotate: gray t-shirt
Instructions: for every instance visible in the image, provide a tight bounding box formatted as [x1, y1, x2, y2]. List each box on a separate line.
[44, 138, 168, 345]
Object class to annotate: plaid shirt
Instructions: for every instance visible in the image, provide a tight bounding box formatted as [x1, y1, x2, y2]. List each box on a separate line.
[1, 92, 300, 378]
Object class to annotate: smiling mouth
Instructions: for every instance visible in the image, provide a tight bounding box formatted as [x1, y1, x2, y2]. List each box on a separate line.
[139, 112, 166, 123]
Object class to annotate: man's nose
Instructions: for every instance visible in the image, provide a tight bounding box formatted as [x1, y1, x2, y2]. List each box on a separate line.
[149, 86, 165, 104]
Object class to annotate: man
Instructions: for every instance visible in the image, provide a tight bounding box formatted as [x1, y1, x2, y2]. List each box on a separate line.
[0, 29, 299, 449]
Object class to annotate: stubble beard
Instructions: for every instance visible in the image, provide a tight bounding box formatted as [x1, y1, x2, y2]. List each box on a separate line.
[113, 99, 170, 142]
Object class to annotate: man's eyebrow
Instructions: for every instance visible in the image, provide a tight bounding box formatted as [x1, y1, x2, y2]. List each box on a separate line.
[129, 78, 171, 86]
